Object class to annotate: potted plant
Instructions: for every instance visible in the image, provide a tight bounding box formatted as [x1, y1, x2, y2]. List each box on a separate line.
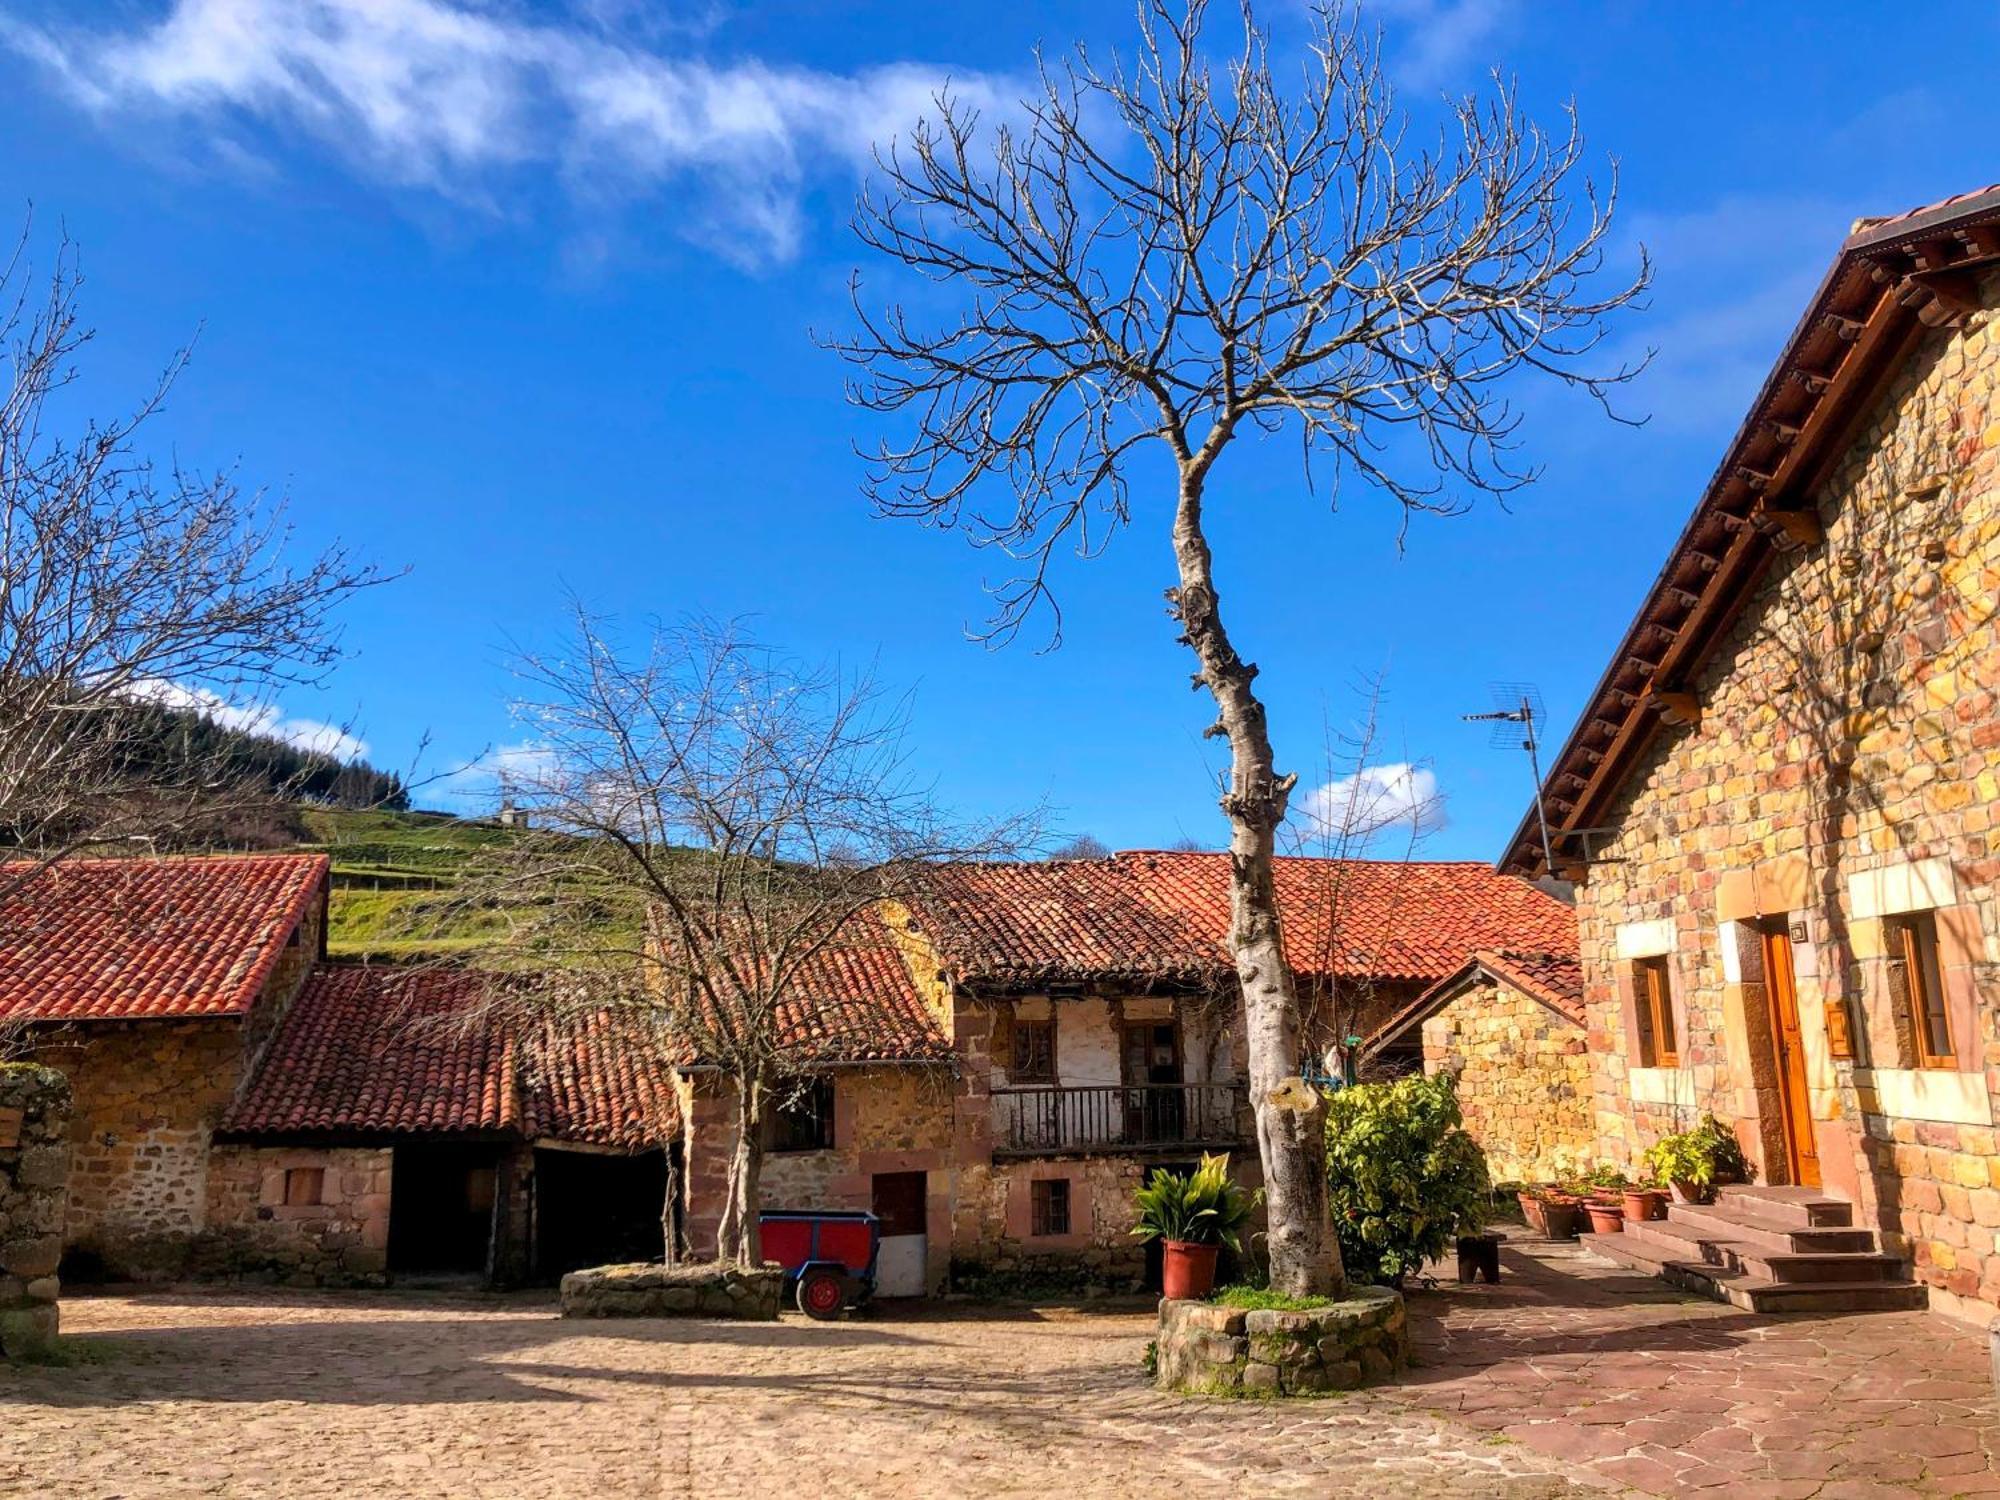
[1644, 1115, 1754, 1204]
[1621, 1182, 1668, 1221]
[1529, 1185, 1581, 1240]
[1517, 1186, 1549, 1236]
[1584, 1164, 1628, 1205]
[1130, 1153, 1257, 1300]
[1583, 1198, 1625, 1234]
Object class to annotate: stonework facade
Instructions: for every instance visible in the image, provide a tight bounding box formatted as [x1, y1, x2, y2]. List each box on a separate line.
[202, 1146, 394, 1285]
[0, 1064, 70, 1360]
[1421, 978, 1592, 1184]
[1572, 276, 2000, 1323]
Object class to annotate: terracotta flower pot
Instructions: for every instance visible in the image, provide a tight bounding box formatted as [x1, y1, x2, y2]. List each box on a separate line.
[1622, 1189, 1667, 1222]
[1584, 1203, 1625, 1235]
[1538, 1199, 1581, 1240]
[1669, 1179, 1710, 1206]
[1161, 1239, 1220, 1300]
[1518, 1190, 1547, 1236]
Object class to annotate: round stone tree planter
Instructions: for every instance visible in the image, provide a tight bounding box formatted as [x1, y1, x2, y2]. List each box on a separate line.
[1154, 1285, 1407, 1397]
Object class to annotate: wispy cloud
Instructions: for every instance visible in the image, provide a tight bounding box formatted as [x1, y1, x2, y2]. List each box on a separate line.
[436, 740, 556, 803]
[1294, 761, 1445, 848]
[1, 0, 1007, 267]
[133, 679, 370, 762]
[1369, 0, 1515, 89]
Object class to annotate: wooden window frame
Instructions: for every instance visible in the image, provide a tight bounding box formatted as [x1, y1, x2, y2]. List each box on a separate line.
[1888, 912, 1954, 1069]
[1011, 1017, 1057, 1084]
[768, 1077, 837, 1154]
[1029, 1177, 1071, 1237]
[282, 1166, 324, 1208]
[1633, 956, 1678, 1069]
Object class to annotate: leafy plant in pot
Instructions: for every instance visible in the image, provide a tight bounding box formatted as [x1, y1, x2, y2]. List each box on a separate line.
[1130, 1153, 1257, 1300]
[1644, 1115, 1753, 1204]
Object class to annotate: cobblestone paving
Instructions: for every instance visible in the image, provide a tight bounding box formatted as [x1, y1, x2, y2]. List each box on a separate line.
[1386, 1236, 2000, 1498]
[2, 1286, 1587, 1499]
[6, 1242, 1996, 1498]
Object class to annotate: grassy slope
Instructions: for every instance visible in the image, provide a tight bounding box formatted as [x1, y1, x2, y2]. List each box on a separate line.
[298, 807, 520, 960]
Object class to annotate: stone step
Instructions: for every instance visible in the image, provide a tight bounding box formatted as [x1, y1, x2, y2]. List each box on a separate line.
[1732, 1250, 1907, 1285]
[1591, 1223, 1901, 1284]
[1713, 1184, 1853, 1228]
[1665, 1202, 1875, 1255]
[1579, 1235, 1928, 1315]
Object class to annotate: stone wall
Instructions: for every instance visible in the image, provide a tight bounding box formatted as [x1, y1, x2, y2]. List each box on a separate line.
[201, 1146, 393, 1285]
[1422, 978, 1593, 1183]
[0, 1064, 71, 1360]
[681, 1066, 957, 1291]
[560, 1261, 781, 1320]
[1575, 279, 2000, 1321]
[1155, 1286, 1407, 1396]
[38, 1020, 246, 1277]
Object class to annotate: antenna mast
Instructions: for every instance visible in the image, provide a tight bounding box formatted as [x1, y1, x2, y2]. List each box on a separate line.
[1464, 683, 1558, 876]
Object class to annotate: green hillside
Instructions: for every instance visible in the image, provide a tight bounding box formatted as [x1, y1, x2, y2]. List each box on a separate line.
[297, 806, 522, 959]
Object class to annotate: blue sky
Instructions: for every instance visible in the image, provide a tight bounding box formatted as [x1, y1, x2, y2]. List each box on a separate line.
[1, 0, 1996, 859]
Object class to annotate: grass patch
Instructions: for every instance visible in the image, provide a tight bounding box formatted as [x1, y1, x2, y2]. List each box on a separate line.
[1212, 1284, 1340, 1312]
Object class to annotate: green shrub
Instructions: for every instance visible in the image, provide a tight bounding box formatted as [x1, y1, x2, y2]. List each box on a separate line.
[1130, 1153, 1258, 1251]
[1643, 1114, 1753, 1193]
[1212, 1284, 1337, 1312]
[1323, 1070, 1491, 1287]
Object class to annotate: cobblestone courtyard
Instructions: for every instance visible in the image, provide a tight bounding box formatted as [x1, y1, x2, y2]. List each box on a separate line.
[3, 1241, 1999, 1498]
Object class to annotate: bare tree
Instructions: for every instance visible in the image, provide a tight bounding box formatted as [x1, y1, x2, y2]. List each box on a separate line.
[449, 606, 1030, 1266]
[1283, 677, 1443, 1077]
[1048, 831, 1113, 860]
[831, 0, 1646, 1293]
[0, 231, 383, 892]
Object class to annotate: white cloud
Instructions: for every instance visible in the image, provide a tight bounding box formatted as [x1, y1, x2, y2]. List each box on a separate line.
[1369, 0, 1515, 89]
[2, 0, 1009, 267]
[436, 739, 556, 802]
[1295, 761, 1444, 849]
[132, 679, 370, 762]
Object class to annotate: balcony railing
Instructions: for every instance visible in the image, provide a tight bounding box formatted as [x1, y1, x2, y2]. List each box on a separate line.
[992, 1083, 1248, 1158]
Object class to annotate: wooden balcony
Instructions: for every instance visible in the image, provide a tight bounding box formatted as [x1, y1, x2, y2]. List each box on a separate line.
[991, 1083, 1249, 1158]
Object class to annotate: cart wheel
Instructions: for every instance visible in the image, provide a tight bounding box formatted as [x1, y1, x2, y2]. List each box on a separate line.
[797, 1269, 847, 1320]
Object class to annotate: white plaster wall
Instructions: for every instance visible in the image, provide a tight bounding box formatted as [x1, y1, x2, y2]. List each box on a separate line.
[1058, 998, 1122, 1086]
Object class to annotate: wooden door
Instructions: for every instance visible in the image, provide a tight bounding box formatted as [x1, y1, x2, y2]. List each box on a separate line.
[871, 1171, 928, 1297]
[1761, 924, 1820, 1189]
[1122, 1023, 1183, 1143]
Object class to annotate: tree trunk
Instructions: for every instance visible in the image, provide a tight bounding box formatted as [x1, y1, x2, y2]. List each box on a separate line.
[660, 1144, 682, 1267]
[716, 1074, 767, 1266]
[1171, 471, 1343, 1298]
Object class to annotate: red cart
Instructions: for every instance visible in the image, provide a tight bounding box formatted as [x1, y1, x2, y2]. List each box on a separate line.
[758, 1209, 881, 1319]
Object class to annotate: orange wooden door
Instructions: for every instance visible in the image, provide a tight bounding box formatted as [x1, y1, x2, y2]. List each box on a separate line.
[1762, 925, 1820, 1189]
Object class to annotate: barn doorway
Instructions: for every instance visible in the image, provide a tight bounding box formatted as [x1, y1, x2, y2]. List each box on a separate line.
[535, 1146, 670, 1279]
[388, 1143, 503, 1275]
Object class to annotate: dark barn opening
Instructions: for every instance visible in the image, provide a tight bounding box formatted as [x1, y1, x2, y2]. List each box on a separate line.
[389, 1142, 503, 1275]
[535, 1146, 670, 1279]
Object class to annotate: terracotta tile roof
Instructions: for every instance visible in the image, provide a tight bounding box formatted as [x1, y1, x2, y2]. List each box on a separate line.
[0, 854, 327, 1023]
[1363, 943, 1583, 1057]
[771, 936, 954, 1064]
[1473, 948, 1586, 1023]
[224, 966, 678, 1148]
[905, 860, 1218, 984]
[905, 852, 1574, 987]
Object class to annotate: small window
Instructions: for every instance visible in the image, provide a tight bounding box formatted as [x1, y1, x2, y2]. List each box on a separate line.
[1888, 912, 1954, 1068]
[769, 1077, 837, 1153]
[283, 1167, 324, 1207]
[1030, 1178, 1071, 1237]
[1633, 956, 1678, 1068]
[1012, 1018, 1056, 1083]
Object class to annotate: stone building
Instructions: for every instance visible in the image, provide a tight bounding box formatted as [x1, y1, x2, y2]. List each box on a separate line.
[1366, 949, 1591, 1185]
[673, 850, 1576, 1291]
[1500, 184, 2000, 1322]
[2, 854, 675, 1285]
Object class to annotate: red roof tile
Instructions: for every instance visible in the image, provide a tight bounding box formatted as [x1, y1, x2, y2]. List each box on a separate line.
[0, 854, 327, 1023]
[1363, 944, 1584, 1056]
[224, 966, 678, 1148]
[770, 936, 953, 1064]
[907, 853, 1575, 987]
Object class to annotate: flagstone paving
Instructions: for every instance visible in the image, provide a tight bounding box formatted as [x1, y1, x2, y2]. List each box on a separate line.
[2, 1243, 1997, 1498]
[1384, 1234, 2000, 1497]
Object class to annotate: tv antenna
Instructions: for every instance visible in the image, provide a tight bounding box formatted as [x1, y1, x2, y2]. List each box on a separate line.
[1463, 682, 1557, 875]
